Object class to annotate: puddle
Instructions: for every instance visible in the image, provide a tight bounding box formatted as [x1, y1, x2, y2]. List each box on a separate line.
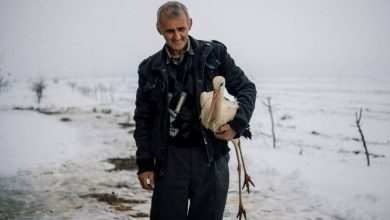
[81, 192, 147, 213]
[130, 212, 150, 218]
[105, 157, 137, 172]
[0, 187, 49, 219]
[60, 117, 71, 122]
[118, 122, 135, 129]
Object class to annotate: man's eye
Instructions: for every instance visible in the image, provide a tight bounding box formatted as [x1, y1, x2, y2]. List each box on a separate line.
[178, 28, 186, 32]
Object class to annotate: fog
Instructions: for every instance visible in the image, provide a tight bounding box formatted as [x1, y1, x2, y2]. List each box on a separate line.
[0, 0, 389, 79]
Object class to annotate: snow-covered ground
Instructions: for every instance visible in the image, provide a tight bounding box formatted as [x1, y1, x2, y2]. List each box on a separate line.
[0, 75, 389, 219]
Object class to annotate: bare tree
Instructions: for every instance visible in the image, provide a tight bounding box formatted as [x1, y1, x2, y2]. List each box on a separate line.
[355, 108, 370, 166]
[108, 84, 115, 102]
[0, 75, 6, 93]
[32, 79, 46, 104]
[0, 53, 4, 72]
[67, 81, 77, 90]
[0, 75, 11, 94]
[0, 54, 9, 93]
[263, 97, 276, 148]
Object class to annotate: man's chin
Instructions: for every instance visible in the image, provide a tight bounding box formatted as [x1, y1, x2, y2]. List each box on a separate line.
[169, 42, 186, 50]
[172, 44, 184, 49]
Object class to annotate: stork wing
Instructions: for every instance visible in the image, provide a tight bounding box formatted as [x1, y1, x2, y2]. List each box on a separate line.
[200, 91, 213, 129]
[200, 91, 213, 109]
[221, 100, 239, 122]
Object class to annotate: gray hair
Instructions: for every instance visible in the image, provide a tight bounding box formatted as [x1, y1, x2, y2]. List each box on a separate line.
[156, 1, 190, 27]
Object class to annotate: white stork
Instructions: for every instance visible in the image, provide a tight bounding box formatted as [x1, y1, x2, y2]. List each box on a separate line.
[200, 76, 254, 220]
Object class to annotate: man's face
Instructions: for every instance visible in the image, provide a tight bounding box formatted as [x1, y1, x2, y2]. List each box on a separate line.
[157, 10, 192, 55]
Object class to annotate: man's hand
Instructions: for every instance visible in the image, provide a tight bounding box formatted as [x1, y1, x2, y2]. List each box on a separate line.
[138, 171, 155, 191]
[214, 124, 237, 141]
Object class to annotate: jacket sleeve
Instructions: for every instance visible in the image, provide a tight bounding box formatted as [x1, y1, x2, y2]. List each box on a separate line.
[133, 59, 155, 174]
[214, 42, 257, 137]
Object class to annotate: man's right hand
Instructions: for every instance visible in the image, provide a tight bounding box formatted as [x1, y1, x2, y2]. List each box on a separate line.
[138, 171, 155, 191]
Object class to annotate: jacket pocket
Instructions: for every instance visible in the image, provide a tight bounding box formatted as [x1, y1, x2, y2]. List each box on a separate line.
[205, 58, 221, 70]
[204, 58, 221, 90]
[142, 77, 165, 104]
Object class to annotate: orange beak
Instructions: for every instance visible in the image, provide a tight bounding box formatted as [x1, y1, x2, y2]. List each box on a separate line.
[207, 88, 219, 123]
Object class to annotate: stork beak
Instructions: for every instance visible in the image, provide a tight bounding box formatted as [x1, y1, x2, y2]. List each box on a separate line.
[207, 88, 219, 123]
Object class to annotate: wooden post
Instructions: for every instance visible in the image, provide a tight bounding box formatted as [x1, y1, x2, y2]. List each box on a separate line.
[355, 108, 370, 166]
[263, 97, 276, 148]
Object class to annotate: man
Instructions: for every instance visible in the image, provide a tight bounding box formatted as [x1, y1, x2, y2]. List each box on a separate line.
[133, 1, 256, 219]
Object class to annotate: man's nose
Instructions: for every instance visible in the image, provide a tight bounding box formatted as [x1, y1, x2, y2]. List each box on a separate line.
[173, 31, 181, 40]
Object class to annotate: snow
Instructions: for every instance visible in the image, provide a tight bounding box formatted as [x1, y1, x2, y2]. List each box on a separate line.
[0, 111, 81, 175]
[0, 76, 389, 219]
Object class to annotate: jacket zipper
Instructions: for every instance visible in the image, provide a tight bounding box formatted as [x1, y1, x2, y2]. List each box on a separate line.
[198, 45, 213, 165]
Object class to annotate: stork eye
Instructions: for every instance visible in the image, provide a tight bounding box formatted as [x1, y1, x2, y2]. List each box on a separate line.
[219, 82, 224, 87]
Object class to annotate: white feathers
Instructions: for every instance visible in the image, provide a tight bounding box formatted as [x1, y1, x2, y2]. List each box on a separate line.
[200, 76, 239, 131]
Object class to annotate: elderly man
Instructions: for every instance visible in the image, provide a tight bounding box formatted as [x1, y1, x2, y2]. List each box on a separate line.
[133, 1, 256, 219]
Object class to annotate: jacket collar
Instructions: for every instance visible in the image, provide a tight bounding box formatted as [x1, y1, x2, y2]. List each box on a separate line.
[164, 37, 194, 64]
[150, 35, 211, 72]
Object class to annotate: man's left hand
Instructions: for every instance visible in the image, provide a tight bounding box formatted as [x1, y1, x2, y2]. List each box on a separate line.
[214, 124, 237, 141]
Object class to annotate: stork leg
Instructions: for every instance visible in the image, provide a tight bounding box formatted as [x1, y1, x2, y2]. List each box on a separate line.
[237, 139, 255, 194]
[232, 139, 246, 220]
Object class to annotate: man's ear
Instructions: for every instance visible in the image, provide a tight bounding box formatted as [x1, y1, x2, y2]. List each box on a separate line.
[188, 18, 193, 30]
[156, 23, 162, 35]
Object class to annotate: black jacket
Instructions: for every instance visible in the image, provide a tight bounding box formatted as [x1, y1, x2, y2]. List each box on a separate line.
[134, 36, 257, 174]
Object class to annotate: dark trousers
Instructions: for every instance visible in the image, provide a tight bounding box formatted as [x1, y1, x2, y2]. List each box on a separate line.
[151, 145, 230, 220]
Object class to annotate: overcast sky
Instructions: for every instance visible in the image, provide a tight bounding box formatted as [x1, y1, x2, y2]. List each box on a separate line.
[0, 0, 389, 79]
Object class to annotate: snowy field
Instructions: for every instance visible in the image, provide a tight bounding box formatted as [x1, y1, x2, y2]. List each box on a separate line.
[0, 75, 389, 220]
